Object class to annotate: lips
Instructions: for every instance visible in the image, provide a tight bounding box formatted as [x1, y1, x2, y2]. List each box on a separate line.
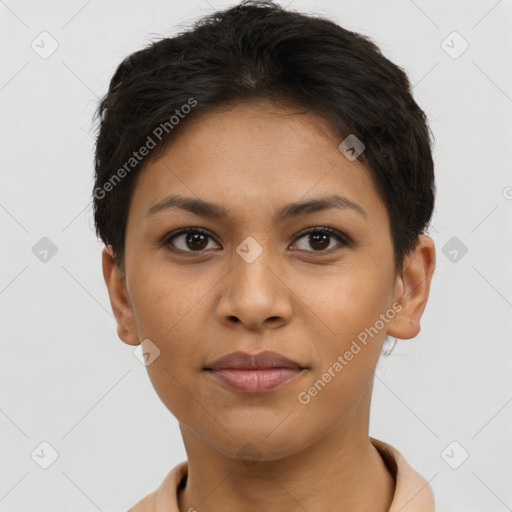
[204, 351, 308, 393]
[204, 350, 306, 371]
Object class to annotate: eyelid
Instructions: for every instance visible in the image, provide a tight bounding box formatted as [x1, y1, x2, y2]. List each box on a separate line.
[162, 226, 352, 253]
[293, 226, 351, 245]
[290, 226, 351, 254]
[162, 227, 219, 252]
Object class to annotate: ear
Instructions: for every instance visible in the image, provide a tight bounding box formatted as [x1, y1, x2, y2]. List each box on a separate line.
[387, 235, 436, 340]
[102, 246, 140, 346]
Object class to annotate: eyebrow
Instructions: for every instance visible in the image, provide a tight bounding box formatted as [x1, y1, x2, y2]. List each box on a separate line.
[146, 193, 367, 222]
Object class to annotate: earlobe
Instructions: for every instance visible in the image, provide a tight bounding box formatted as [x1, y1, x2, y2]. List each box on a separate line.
[387, 235, 436, 340]
[101, 246, 140, 346]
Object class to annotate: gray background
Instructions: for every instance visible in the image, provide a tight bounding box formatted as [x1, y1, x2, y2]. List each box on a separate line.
[1, 0, 511, 510]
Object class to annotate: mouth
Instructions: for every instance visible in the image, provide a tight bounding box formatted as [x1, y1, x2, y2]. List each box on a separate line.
[203, 350, 308, 394]
[205, 367, 307, 393]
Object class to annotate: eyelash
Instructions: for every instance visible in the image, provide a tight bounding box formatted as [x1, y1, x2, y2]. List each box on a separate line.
[162, 226, 351, 255]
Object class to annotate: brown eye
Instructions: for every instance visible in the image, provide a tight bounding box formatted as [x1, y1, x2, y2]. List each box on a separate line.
[165, 228, 220, 252]
[292, 227, 348, 253]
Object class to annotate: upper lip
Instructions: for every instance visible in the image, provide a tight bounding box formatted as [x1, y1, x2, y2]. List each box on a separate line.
[204, 350, 306, 370]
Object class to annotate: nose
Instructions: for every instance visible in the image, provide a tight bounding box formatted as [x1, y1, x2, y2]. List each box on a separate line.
[216, 246, 293, 331]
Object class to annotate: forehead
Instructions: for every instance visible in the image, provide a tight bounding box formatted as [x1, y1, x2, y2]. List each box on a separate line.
[130, 101, 387, 227]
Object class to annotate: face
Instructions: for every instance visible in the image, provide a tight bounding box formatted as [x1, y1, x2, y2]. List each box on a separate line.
[103, 101, 435, 461]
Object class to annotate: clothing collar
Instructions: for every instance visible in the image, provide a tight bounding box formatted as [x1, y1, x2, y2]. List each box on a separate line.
[131, 437, 435, 511]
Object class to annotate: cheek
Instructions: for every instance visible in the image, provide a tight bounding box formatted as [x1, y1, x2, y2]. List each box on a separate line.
[307, 260, 392, 341]
[301, 259, 393, 398]
[127, 263, 212, 409]
[129, 266, 209, 418]
[294, 271, 390, 419]
[129, 257, 209, 339]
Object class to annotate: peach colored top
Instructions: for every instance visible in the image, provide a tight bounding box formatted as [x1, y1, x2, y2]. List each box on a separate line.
[128, 437, 435, 511]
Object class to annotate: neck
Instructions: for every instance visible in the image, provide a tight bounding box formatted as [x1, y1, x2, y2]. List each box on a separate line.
[177, 426, 395, 512]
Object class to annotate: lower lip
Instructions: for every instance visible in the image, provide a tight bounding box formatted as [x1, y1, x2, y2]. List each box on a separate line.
[206, 368, 305, 393]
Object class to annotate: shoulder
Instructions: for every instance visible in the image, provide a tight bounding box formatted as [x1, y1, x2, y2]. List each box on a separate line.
[127, 490, 157, 512]
[370, 437, 435, 512]
[126, 461, 188, 512]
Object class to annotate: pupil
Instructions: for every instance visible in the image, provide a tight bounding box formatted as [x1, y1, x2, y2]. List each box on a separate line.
[310, 233, 329, 250]
[188, 233, 207, 250]
[184, 232, 331, 251]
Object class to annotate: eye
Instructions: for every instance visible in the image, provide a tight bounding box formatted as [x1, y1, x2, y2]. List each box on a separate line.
[164, 228, 220, 253]
[162, 226, 350, 254]
[291, 227, 349, 253]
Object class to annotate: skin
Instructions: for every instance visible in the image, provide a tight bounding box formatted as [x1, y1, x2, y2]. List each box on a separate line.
[102, 101, 436, 512]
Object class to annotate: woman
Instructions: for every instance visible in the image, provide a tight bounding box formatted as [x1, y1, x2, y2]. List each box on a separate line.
[93, 1, 436, 510]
